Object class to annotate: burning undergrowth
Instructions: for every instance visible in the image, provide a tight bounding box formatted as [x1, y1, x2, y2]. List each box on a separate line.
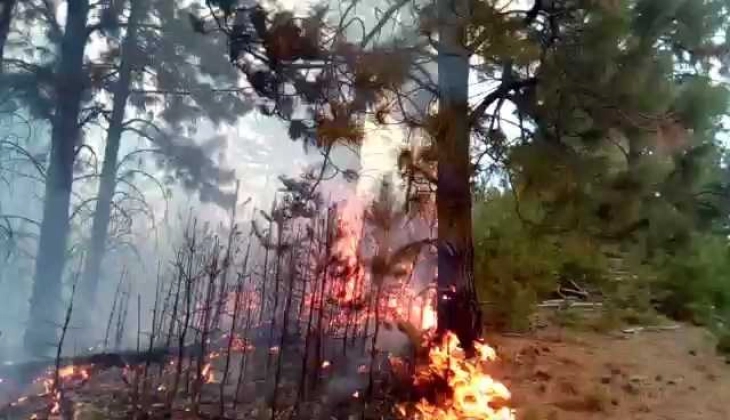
[0, 189, 513, 420]
[396, 331, 515, 420]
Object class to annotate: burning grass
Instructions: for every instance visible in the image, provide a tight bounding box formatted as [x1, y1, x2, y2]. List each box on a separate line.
[397, 331, 515, 420]
[1, 196, 515, 420]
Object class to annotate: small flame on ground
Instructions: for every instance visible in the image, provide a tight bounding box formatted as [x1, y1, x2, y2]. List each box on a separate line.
[231, 336, 255, 352]
[202, 363, 215, 384]
[321, 360, 331, 369]
[56, 365, 90, 382]
[50, 391, 61, 414]
[23, 364, 93, 417]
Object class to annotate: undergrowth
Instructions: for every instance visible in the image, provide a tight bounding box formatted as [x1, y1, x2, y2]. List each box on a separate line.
[473, 192, 730, 356]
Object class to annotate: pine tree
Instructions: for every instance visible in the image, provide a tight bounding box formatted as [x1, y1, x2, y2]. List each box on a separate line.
[24, 0, 92, 356]
[0, 0, 17, 70]
[434, 0, 482, 351]
[1, 0, 252, 354]
[77, 0, 253, 334]
[200, 0, 730, 349]
[77, 0, 149, 333]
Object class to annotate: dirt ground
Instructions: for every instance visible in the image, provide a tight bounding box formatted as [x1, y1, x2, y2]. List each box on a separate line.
[487, 318, 730, 420]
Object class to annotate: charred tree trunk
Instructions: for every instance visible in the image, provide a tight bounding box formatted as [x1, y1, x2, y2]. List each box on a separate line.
[271, 244, 297, 418]
[258, 216, 272, 326]
[24, 0, 91, 357]
[212, 180, 241, 331]
[0, 0, 16, 71]
[435, 0, 481, 353]
[79, 0, 146, 332]
[266, 220, 284, 369]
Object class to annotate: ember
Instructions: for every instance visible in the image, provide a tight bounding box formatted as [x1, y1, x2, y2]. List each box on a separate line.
[56, 365, 90, 382]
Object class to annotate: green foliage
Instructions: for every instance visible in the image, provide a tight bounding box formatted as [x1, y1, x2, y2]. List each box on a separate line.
[717, 332, 730, 355]
[651, 234, 730, 329]
[473, 189, 607, 331]
[201, 0, 730, 346]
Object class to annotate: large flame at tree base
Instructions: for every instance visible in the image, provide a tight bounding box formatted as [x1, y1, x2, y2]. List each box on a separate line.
[399, 331, 516, 420]
[326, 196, 514, 419]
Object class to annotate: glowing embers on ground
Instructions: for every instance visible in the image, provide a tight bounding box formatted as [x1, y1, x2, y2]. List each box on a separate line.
[400, 332, 515, 420]
[30, 364, 92, 416]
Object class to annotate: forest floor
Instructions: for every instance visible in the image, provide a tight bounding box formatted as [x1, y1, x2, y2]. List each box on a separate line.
[2, 309, 729, 420]
[490, 310, 730, 420]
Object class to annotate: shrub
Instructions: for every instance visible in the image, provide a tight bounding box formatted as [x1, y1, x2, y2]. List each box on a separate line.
[652, 234, 730, 330]
[473, 190, 606, 330]
[717, 332, 730, 355]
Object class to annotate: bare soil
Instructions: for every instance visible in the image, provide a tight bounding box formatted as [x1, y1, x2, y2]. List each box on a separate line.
[489, 319, 730, 420]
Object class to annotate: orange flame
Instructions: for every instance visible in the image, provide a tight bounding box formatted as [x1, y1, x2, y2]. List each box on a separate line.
[57, 365, 90, 382]
[331, 198, 367, 306]
[202, 363, 215, 384]
[231, 336, 255, 353]
[383, 287, 437, 331]
[403, 332, 515, 420]
[29, 364, 92, 416]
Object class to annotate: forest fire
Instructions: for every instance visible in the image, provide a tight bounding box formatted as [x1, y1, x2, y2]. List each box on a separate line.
[56, 366, 90, 382]
[400, 332, 515, 420]
[331, 198, 367, 306]
[201, 363, 215, 384]
[327, 197, 514, 419]
[0, 198, 513, 420]
[384, 288, 438, 331]
[21, 364, 94, 416]
[35, 364, 91, 396]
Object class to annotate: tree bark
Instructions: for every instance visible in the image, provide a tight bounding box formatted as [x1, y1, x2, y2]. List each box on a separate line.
[0, 0, 17, 71]
[24, 0, 91, 357]
[435, 0, 481, 352]
[78, 0, 146, 333]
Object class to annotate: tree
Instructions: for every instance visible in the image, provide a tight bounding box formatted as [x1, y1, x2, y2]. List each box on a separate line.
[200, 0, 730, 350]
[76, 0, 149, 331]
[0, 0, 17, 70]
[434, 0, 481, 351]
[0, 0, 251, 354]
[76, 0, 252, 333]
[23, 0, 92, 356]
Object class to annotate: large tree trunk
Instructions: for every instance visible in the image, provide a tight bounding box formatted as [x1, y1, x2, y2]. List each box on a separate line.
[0, 0, 16, 71]
[78, 0, 146, 336]
[435, 0, 481, 352]
[24, 0, 91, 357]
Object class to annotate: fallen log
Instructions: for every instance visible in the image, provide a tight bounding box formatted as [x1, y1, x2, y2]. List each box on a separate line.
[537, 300, 603, 309]
[0, 347, 173, 388]
[621, 325, 680, 334]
